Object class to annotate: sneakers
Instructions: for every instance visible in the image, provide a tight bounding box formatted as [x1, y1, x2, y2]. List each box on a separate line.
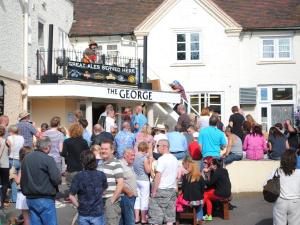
[203, 214, 213, 221]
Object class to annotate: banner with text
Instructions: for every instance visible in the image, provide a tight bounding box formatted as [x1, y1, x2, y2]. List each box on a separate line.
[67, 61, 137, 85]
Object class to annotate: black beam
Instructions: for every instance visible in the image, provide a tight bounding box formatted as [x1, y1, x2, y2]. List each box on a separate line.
[47, 24, 54, 75]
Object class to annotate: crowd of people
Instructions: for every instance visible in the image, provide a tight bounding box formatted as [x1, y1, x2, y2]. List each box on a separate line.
[0, 101, 299, 225]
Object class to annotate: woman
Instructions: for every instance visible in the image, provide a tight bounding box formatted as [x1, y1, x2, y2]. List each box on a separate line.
[223, 126, 243, 165]
[243, 124, 267, 160]
[7, 125, 24, 203]
[134, 124, 154, 153]
[268, 126, 289, 160]
[243, 114, 256, 135]
[199, 107, 210, 130]
[182, 161, 205, 223]
[273, 150, 300, 225]
[0, 125, 10, 206]
[203, 159, 231, 221]
[133, 142, 153, 224]
[61, 123, 89, 186]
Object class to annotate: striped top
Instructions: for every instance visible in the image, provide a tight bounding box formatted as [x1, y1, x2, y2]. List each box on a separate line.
[97, 158, 124, 198]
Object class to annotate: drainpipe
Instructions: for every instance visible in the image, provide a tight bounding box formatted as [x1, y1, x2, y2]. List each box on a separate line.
[143, 36, 148, 83]
[23, 0, 29, 111]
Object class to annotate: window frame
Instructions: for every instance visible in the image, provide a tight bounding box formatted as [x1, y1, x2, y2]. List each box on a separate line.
[260, 36, 293, 61]
[174, 30, 202, 63]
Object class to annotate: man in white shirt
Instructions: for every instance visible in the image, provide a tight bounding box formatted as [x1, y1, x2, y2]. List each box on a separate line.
[148, 139, 178, 225]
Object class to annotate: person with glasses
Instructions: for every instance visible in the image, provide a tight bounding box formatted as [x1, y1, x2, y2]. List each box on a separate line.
[148, 139, 178, 225]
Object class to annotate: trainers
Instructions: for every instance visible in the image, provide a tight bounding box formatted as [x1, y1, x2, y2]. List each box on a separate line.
[203, 215, 213, 221]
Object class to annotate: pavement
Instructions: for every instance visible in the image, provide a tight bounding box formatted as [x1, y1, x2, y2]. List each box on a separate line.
[1, 192, 273, 225]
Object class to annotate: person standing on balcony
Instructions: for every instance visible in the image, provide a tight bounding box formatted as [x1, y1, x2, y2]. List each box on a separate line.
[177, 104, 191, 132]
[169, 80, 187, 102]
[82, 41, 98, 64]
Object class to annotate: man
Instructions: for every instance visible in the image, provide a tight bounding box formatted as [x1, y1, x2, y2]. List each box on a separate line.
[189, 132, 201, 160]
[148, 139, 178, 225]
[91, 124, 114, 145]
[98, 104, 114, 128]
[105, 109, 116, 133]
[115, 122, 135, 159]
[133, 105, 147, 133]
[153, 124, 168, 153]
[283, 119, 299, 150]
[119, 149, 137, 225]
[229, 106, 245, 141]
[21, 136, 62, 225]
[97, 140, 124, 225]
[199, 115, 227, 160]
[169, 80, 187, 102]
[82, 41, 98, 63]
[176, 104, 190, 132]
[79, 118, 92, 146]
[17, 111, 40, 147]
[167, 125, 188, 160]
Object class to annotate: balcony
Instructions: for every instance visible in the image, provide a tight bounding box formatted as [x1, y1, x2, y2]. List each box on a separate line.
[36, 49, 142, 86]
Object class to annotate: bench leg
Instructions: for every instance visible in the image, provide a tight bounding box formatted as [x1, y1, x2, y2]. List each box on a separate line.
[193, 207, 197, 225]
[223, 202, 230, 220]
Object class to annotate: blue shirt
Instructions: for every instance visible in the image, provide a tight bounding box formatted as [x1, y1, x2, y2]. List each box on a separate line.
[114, 130, 135, 158]
[17, 120, 37, 147]
[297, 156, 300, 169]
[70, 170, 108, 217]
[133, 113, 147, 133]
[167, 131, 188, 153]
[198, 126, 227, 158]
[83, 129, 92, 147]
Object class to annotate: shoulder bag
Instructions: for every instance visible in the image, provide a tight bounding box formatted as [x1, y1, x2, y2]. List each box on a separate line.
[263, 169, 280, 203]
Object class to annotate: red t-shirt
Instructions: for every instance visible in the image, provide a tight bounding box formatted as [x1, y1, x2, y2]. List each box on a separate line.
[189, 141, 201, 160]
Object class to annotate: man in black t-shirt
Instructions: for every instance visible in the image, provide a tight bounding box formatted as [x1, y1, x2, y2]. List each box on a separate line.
[229, 106, 245, 141]
[283, 119, 299, 150]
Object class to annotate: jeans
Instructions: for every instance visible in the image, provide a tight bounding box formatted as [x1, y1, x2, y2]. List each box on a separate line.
[171, 151, 187, 160]
[78, 215, 105, 225]
[223, 153, 243, 165]
[196, 204, 203, 220]
[9, 159, 20, 202]
[119, 195, 136, 225]
[26, 198, 58, 225]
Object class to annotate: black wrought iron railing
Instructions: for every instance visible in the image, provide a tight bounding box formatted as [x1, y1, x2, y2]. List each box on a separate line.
[36, 49, 142, 85]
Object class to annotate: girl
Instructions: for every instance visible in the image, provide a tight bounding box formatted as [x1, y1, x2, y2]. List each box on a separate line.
[181, 161, 205, 224]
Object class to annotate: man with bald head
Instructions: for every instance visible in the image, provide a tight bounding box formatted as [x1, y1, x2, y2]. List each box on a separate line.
[148, 139, 178, 225]
[119, 149, 137, 225]
[91, 124, 114, 145]
[115, 121, 135, 159]
[132, 105, 147, 133]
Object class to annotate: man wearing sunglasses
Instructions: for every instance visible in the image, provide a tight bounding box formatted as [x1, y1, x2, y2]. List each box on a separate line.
[148, 139, 178, 225]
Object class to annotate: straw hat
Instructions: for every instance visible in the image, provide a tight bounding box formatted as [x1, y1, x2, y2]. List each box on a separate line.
[18, 111, 30, 120]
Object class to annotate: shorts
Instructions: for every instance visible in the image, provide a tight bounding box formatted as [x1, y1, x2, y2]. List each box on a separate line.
[148, 188, 176, 225]
[16, 191, 28, 210]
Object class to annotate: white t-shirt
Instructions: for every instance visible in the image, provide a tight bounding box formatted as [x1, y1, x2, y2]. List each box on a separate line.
[8, 135, 24, 160]
[199, 115, 210, 130]
[105, 117, 115, 133]
[278, 169, 300, 199]
[156, 153, 178, 189]
[153, 133, 168, 153]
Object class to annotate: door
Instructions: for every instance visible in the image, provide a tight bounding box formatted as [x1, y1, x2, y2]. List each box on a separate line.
[271, 104, 294, 126]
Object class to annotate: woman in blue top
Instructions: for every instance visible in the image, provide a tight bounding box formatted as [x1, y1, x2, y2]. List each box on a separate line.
[268, 126, 289, 160]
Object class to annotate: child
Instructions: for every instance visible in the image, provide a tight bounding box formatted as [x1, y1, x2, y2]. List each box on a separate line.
[181, 161, 205, 224]
[91, 145, 103, 166]
[69, 150, 108, 225]
[9, 146, 33, 225]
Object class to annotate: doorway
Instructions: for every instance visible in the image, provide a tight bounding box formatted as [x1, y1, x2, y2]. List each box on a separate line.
[92, 103, 106, 126]
[271, 104, 294, 125]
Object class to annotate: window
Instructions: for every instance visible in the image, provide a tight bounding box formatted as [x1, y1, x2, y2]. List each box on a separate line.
[260, 88, 268, 101]
[272, 88, 293, 100]
[261, 37, 292, 60]
[107, 44, 118, 57]
[38, 21, 44, 49]
[176, 32, 200, 62]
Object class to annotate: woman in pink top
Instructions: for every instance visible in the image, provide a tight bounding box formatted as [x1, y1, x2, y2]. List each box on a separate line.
[243, 124, 267, 160]
[134, 124, 154, 153]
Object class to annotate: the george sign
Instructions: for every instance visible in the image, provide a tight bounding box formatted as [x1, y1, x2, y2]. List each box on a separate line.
[107, 88, 152, 101]
[0, 81, 4, 116]
[67, 61, 137, 85]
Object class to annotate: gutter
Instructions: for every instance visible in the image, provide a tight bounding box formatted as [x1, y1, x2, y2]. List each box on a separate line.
[243, 27, 300, 32]
[69, 31, 134, 38]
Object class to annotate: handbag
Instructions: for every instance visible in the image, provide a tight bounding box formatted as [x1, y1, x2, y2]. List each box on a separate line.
[263, 168, 280, 203]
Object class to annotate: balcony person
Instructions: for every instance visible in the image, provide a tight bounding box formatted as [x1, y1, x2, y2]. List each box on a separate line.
[82, 41, 98, 64]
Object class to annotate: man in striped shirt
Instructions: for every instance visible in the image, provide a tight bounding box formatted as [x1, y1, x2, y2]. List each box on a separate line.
[98, 140, 124, 225]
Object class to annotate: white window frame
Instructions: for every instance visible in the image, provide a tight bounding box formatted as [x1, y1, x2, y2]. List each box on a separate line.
[38, 20, 45, 50]
[174, 29, 202, 63]
[260, 36, 293, 61]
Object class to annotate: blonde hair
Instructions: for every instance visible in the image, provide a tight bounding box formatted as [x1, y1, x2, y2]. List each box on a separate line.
[138, 142, 148, 153]
[187, 162, 202, 183]
[140, 124, 152, 136]
[69, 123, 84, 138]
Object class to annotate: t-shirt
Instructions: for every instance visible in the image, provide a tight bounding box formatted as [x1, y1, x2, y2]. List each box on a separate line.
[277, 169, 300, 199]
[189, 141, 201, 160]
[70, 170, 108, 217]
[97, 158, 123, 198]
[8, 135, 24, 160]
[120, 159, 137, 196]
[156, 153, 178, 189]
[105, 117, 115, 133]
[44, 129, 64, 164]
[268, 135, 287, 158]
[229, 113, 245, 140]
[17, 121, 37, 147]
[198, 126, 227, 158]
[177, 113, 190, 132]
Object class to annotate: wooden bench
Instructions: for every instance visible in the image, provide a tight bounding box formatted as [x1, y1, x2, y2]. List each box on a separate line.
[219, 198, 230, 220]
[176, 206, 201, 225]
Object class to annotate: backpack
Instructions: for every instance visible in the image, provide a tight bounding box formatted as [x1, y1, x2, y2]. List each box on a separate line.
[263, 169, 280, 203]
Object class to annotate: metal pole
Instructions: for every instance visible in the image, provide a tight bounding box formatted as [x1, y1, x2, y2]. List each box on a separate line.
[143, 36, 148, 83]
[47, 24, 54, 75]
[36, 50, 40, 80]
[63, 49, 66, 78]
